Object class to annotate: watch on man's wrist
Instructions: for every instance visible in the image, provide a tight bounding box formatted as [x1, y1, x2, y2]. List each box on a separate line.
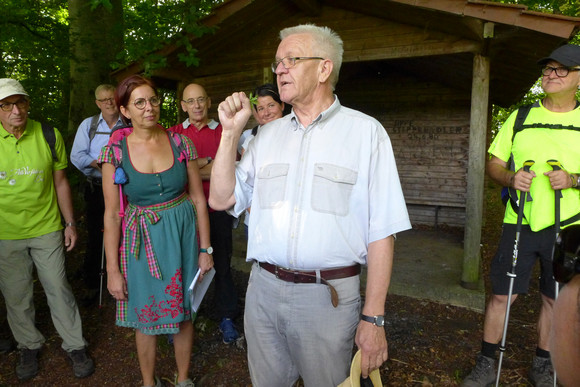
[200, 246, 213, 254]
[361, 314, 386, 327]
[575, 174, 580, 188]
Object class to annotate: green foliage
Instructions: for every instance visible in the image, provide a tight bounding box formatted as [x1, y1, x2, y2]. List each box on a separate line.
[114, 0, 219, 76]
[248, 93, 259, 107]
[1, 0, 70, 131]
[485, 0, 579, 16]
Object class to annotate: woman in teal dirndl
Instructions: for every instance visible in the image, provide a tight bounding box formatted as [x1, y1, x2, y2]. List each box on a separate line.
[99, 75, 212, 387]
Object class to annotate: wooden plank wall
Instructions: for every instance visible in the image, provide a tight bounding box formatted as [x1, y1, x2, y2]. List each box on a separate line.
[337, 71, 471, 227]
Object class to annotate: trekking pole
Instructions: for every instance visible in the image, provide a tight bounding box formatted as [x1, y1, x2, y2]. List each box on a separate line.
[496, 160, 534, 387]
[98, 232, 105, 308]
[547, 159, 562, 387]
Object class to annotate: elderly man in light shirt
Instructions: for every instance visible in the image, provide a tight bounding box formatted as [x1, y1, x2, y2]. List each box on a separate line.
[210, 24, 411, 386]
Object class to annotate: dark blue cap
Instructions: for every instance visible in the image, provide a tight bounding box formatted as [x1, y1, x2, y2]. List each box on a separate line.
[538, 44, 580, 67]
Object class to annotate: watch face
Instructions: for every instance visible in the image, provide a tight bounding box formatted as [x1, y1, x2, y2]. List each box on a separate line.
[206, 246, 213, 255]
[375, 316, 385, 327]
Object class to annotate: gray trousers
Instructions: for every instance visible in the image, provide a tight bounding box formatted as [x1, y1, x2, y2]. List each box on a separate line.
[245, 262, 361, 387]
[0, 231, 86, 351]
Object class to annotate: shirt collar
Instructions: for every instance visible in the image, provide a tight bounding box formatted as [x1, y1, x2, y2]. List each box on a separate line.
[98, 113, 124, 127]
[0, 119, 31, 139]
[182, 118, 219, 130]
[289, 95, 341, 130]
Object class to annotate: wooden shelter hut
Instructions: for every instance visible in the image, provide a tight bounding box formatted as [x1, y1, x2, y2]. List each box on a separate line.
[113, 0, 580, 287]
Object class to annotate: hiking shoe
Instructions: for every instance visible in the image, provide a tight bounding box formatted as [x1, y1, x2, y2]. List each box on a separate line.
[67, 348, 95, 378]
[176, 378, 195, 387]
[528, 356, 553, 387]
[461, 354, 496, 387]
[16, 348, 40, 380]
[219, 318, 239, 344]
[0, 337, 14, 354]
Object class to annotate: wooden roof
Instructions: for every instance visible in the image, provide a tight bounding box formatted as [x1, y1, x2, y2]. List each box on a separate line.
[113, 0, 580, 107]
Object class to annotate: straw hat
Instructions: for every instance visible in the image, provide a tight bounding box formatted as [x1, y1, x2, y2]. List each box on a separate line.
[338, 350, 383, 387]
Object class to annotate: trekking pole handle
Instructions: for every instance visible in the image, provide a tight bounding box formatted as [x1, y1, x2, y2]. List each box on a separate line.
[522, 160, 535, 173]
[547, 159, 562, 171]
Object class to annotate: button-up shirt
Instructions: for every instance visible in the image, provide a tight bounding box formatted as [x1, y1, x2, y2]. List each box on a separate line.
[70, 113, 123, 178]
[231, 97, 411, 270]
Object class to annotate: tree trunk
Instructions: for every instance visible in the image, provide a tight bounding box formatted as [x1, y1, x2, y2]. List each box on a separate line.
[68, 0, 124, 135]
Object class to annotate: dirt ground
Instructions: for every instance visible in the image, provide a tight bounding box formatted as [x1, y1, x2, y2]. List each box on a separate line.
[0, 181, 545, 386]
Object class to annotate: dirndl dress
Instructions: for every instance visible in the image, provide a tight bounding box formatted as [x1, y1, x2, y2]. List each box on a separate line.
[99, 131, 199, 335]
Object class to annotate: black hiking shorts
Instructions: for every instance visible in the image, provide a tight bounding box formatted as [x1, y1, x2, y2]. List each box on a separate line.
[490, 223, 558, 299]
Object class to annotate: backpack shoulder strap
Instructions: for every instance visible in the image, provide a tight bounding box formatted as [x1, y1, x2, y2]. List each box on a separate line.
[511, 103, 533, 143]
[88, 114, 100, 143]
[41, 122, 58, 162]
[108, 127, 133, 168]
[168, 131, 189, 164]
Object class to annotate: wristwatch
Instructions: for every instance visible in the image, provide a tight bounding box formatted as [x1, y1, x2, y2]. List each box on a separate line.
[200, 246, 213, 254]
[361, 314, 386, 327]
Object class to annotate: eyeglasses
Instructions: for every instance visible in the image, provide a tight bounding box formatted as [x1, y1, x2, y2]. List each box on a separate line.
[271, 56, 324, 73]
[97, 98, 114, 104]
[553, 227, 580, 283]
[0, 98, 29, 112]
[182, 97, 207, 106]
[541, 66, 580, 77]
[132, 96, 161, 110]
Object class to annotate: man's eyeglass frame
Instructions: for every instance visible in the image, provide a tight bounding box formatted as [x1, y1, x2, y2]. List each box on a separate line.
[271, 56, 325, 73]
[541, 66, 580, 78]
[182, 97, 208, 106]
[0, 98, 29, 112]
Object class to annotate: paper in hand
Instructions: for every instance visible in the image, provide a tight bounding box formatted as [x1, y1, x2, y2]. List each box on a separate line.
[188, 267, 216, 313]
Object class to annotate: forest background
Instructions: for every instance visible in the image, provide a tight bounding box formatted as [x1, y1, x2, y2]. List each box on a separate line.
[1, 0, 579, 188]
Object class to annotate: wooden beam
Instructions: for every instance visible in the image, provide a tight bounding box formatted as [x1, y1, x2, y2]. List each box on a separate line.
[461, 53, 489, 289]
[344, 39, 480, 62]
[390, 0, 580, 39]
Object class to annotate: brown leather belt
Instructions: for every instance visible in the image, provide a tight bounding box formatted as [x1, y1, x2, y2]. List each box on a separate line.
[258, 262, 361, 307]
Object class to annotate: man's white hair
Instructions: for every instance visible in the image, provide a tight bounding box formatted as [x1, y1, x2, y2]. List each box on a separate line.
[279, 24, 344, 89]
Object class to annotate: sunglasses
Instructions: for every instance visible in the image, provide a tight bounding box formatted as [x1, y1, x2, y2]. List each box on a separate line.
[553, 225, 580, 284]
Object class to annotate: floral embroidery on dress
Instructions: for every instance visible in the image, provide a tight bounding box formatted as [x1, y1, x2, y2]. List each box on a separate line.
[135, 269, 184, 323]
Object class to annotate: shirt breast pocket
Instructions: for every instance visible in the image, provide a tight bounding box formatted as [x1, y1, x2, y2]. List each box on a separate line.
[311, 163, 358, 216]
[257, 163, 289, 209]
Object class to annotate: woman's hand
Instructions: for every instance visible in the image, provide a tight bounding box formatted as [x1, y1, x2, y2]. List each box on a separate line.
[108, 271, 128, 301]
[198, 252, 214, 280]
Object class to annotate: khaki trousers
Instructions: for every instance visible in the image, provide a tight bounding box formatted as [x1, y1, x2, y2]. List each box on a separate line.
[0, 231, 86, 351]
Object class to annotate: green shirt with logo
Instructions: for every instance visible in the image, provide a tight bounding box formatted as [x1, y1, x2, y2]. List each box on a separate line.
[0, 119, 68, 239]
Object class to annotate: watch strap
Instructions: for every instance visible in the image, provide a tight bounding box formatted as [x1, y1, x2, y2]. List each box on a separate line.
[360, 313, 385, 326]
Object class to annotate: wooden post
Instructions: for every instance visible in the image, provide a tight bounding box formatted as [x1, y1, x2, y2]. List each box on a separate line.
[461, 53, 490, 289]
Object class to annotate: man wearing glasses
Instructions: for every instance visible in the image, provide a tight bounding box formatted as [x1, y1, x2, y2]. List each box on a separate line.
[210, 25, 411, 386]
[169, 83, 240, 345]
[462, 44, 580, 387]
[70, 84, 123, 306]
[0, 78, 94, 380]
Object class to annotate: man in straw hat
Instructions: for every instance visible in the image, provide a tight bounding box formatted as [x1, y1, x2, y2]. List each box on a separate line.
[210, 24, 411, 386]
[0, 78, 94, 381]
